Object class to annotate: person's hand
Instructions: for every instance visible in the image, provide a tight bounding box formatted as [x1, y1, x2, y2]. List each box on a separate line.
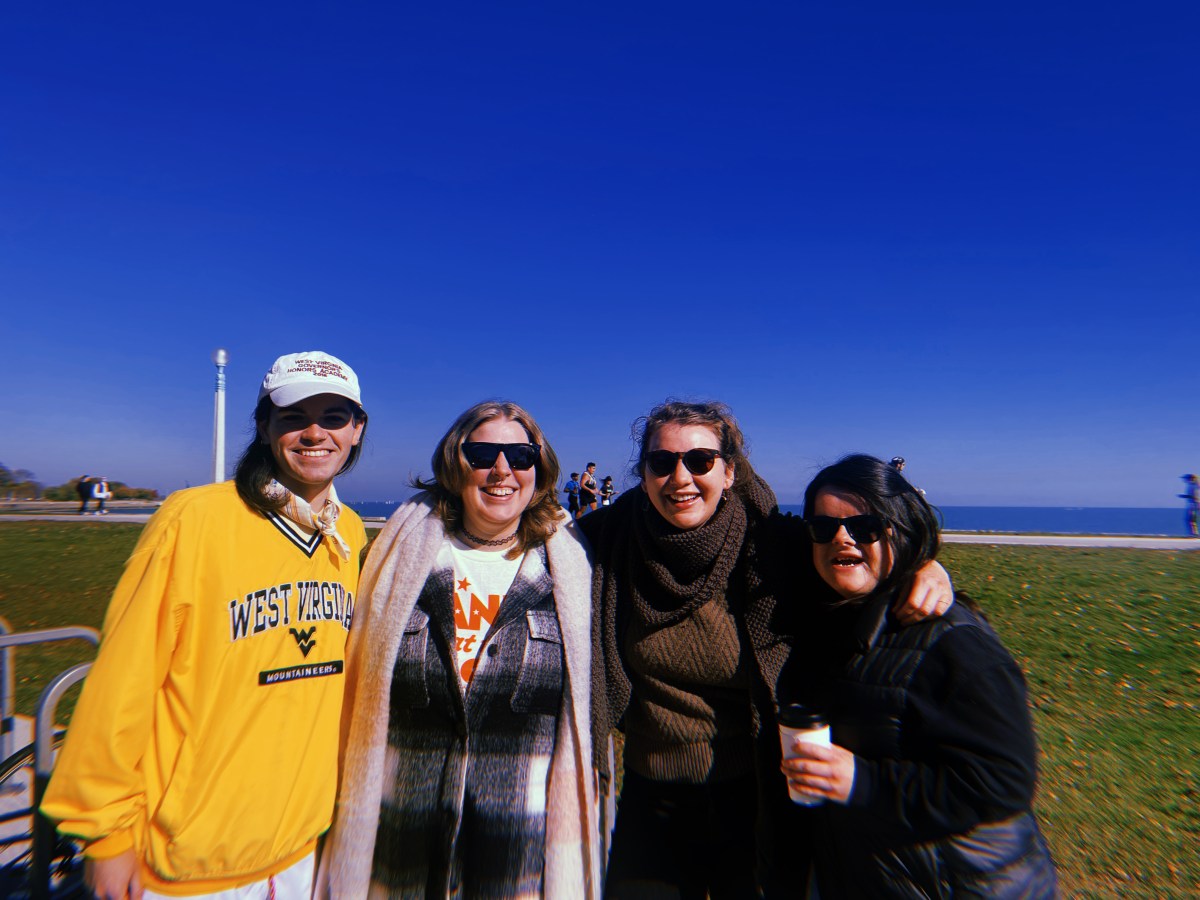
[781, 740, 857, 805]
[85, 849, 143, 900]
[892, 559, 954, 625]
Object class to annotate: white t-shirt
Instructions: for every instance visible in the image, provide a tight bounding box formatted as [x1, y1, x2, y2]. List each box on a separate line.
[439, 537, 526, 689]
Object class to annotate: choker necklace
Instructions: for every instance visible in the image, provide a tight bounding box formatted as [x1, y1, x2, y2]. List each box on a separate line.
[460, 526, 518, 547]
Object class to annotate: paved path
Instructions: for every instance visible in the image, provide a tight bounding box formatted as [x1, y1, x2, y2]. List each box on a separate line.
[3, 513, 1197, 549]
[941, 532, 1197, 550]
[0, 513, 158, 525]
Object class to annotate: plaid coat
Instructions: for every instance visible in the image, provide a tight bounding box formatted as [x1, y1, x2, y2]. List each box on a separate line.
[317, 497, 605, 899]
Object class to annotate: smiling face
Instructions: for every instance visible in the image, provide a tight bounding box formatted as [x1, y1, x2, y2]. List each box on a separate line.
[262, 394, 364, 507]
[811, 487, 894, 601]
[641, 422, 734, 530]
[460, 416, 538, 543]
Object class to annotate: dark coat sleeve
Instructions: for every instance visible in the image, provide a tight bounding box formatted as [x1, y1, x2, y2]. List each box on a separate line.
[846, 625, 1039, 841]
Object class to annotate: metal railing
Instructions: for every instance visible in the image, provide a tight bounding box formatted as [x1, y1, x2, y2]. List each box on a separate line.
[0, 622, 99, 898]
[1, 624, 98, 762]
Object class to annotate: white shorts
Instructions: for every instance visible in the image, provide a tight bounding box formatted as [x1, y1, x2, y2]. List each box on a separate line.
[143, 852, 314, 900]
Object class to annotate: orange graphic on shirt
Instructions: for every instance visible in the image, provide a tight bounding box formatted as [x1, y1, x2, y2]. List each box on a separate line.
[453, 589, 502, 683]
[454, 591, 502, 631]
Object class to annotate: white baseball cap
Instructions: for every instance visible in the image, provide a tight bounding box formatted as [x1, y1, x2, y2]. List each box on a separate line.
[258, 351, 363, 408]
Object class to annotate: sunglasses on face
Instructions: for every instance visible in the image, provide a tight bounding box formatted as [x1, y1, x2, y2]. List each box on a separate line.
[804, 514, 887, 545]
[461, 442, 541, 471]
[644, 448, 724, 478]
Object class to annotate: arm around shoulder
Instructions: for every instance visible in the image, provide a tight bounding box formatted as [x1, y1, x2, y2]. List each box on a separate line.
[892, 560, 954, 624]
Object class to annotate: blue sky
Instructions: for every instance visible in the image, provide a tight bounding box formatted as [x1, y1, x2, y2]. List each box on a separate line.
[3, 3, 1197, 507]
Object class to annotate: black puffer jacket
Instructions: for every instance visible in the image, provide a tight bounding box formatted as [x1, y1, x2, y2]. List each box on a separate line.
[792, 592, 1059, 899]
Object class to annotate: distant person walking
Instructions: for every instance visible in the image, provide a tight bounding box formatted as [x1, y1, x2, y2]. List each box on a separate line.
[1181, 474, 1199, 537]
[600, 475, 617, 506]
[891, 455, 925, 496]
[93, 477, 112, 515]
[565, 471, 582, 517]
[579, 462, 599, 516]
[76, 475, 92, 514]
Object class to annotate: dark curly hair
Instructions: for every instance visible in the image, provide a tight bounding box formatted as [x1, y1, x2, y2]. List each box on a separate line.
[629, 399, 755, 498]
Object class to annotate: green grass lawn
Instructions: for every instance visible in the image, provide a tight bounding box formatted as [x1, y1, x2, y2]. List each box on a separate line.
[939, 544, 1199, 898]
[0, 523, 138, 722]
[1, 522, 1196, 897]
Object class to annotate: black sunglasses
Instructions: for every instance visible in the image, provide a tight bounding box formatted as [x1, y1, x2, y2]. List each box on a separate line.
[644, 448, 724, 478]
[461, 442, 541, 471]
[804, 514, 887, 545]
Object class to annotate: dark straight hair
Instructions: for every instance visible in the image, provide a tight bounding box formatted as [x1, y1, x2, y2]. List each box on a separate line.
[234, 396, 368, 517]
[801, 454, 940, 601]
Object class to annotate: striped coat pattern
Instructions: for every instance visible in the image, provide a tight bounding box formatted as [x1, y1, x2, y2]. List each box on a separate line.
[373, 549, 563, 896]
[316, 496, 605, 899]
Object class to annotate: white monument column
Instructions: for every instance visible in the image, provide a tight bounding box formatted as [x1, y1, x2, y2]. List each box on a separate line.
[211, 348, 229, 483]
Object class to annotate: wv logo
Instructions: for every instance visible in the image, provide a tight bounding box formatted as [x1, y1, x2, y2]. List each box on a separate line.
[289, 627, 317, 657]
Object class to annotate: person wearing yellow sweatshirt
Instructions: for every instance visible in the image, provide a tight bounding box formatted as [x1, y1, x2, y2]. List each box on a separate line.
[42, 351, 369, 899]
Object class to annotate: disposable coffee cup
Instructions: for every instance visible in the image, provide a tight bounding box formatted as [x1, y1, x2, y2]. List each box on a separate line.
[778, 703, 830, 806]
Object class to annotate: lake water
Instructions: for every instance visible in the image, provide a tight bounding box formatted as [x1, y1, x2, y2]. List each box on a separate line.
[932, 506, 1190, 537]
[345, 501, 1193, 537]
[783, 506, 1190, 537]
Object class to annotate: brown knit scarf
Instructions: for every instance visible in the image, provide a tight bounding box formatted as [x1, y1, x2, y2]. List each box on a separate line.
[629, 488, 747, 627]
[587, 471, 779, 778]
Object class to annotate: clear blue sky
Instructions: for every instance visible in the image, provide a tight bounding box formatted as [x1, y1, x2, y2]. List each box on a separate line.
[3, 3, 1197, 507]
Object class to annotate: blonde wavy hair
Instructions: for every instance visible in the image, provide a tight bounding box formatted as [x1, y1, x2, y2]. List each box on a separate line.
[413, 400, 563, 559]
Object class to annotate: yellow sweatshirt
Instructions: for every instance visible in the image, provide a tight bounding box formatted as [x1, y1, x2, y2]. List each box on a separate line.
[41, 482, 366, 895]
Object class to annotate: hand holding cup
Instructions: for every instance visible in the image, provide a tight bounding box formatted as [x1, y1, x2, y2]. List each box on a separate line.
[780, 738, 857, 806]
